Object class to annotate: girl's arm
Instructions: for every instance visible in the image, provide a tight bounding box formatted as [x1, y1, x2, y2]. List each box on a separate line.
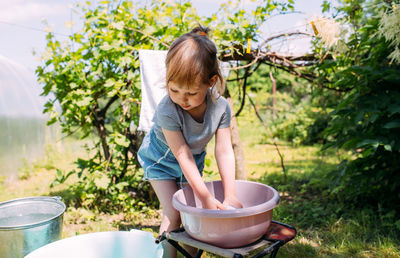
[215, 127, 243, 208]
[162, 128, 225, 210]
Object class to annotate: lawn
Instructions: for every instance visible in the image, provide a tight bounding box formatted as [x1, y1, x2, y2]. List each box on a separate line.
[0, 113, 399, 257]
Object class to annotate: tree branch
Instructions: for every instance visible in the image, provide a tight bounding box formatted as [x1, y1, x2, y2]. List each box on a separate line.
[258, 32, 313, 50]
[235, 66, 250, 117]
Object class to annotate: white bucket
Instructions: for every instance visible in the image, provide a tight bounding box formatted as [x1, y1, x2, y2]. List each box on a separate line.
[25, 230, 163, 258]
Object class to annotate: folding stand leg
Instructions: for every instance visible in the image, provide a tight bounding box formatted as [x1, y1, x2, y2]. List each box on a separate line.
[269, 248, 280, 258]
[266, 241, 282, 258]
[166, 239, 193, 258]
[166, 239, 204, 258]
[195, 249, 204, 258]
[252, 240, 282, 258]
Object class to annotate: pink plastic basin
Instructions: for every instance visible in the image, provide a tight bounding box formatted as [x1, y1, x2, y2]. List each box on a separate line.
[172, 180, 280, 248]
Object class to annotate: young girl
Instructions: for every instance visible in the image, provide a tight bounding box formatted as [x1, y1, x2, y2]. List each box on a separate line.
[137, 25, 242, 256]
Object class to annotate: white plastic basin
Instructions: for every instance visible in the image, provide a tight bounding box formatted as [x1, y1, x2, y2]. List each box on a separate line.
[24, 230, 163, 258]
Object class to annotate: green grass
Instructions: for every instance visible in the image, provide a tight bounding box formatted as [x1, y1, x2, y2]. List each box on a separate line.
[1, 113, 399, 257]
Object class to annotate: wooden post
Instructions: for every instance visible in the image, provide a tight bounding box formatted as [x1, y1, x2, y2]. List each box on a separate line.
[227, 97, 246, 180]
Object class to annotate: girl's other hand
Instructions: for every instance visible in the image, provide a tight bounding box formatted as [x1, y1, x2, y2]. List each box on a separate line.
[223, 195, 243, 209]
[201, 195, 226, 210]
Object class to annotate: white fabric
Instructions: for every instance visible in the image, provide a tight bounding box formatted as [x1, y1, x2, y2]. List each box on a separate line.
[138, 49, 230, 133]
[138, 50, 168, 133]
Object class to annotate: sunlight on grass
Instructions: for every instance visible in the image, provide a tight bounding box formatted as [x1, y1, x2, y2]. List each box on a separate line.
[205, 113, 342, 182]
[281, 217, 400, 258]
[0, 138, 87, 202]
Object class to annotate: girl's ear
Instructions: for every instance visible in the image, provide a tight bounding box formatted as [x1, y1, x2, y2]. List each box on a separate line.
[209, 75, 218, 87]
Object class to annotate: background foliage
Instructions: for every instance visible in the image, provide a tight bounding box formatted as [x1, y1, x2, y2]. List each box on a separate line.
[36, 0, 400, 221]
[36, 0, 293, 212]
[311, 0, 400, 214]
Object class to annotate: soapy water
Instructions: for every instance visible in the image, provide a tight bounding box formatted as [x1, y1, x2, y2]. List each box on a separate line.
[217, 205, 236, 210]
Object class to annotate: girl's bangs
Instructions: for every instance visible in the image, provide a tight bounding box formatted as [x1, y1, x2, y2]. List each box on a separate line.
[166, 41, 207, 88]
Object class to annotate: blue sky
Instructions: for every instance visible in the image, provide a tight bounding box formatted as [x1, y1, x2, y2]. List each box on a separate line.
[0, 0, 325, 72]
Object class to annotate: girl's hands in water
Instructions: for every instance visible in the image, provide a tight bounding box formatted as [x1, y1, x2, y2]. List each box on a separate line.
[223, 195, 243, 209]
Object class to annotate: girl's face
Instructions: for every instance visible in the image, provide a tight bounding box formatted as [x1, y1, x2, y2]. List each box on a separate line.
[167, 81, 210, 111]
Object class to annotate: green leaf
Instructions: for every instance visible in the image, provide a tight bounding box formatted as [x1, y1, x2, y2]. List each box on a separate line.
[321, 142, 336, 151]
[94, 173, 110, 190]
[115, 134, 130, 147]
[356, 139, 380, 149]
[100, 42, 112, 51]
[76, 96, 92, 107]
[388, 106, 400, 116]
[118, 56, 132, 67]
[384, 144, 392, 152]
[104, 79, 115, 87]
[115, 182, 129, 190]
[342, 137, 361, 149]
[127, 70, 135, 81]
[383, 120, 400, 129]
[111, 21, 124, 30]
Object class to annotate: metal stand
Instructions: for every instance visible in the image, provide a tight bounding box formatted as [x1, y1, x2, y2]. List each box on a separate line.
[156, 221, 297, 258]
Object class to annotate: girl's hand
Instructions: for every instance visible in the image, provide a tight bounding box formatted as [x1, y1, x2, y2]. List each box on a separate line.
[223, 195, 243, 209]
[201, 195, 226, 210]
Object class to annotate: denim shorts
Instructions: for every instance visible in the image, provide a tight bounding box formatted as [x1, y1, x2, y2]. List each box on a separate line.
[137, 129, 205, 184]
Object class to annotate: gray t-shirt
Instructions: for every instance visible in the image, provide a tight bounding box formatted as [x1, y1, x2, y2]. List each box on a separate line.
[152, 89, 231, 155]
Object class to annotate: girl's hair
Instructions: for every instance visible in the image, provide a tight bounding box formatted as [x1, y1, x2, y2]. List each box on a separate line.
[165, 25, 225, 99]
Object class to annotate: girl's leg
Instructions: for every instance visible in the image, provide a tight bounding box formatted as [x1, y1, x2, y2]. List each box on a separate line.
[150, 180, 181, 258]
